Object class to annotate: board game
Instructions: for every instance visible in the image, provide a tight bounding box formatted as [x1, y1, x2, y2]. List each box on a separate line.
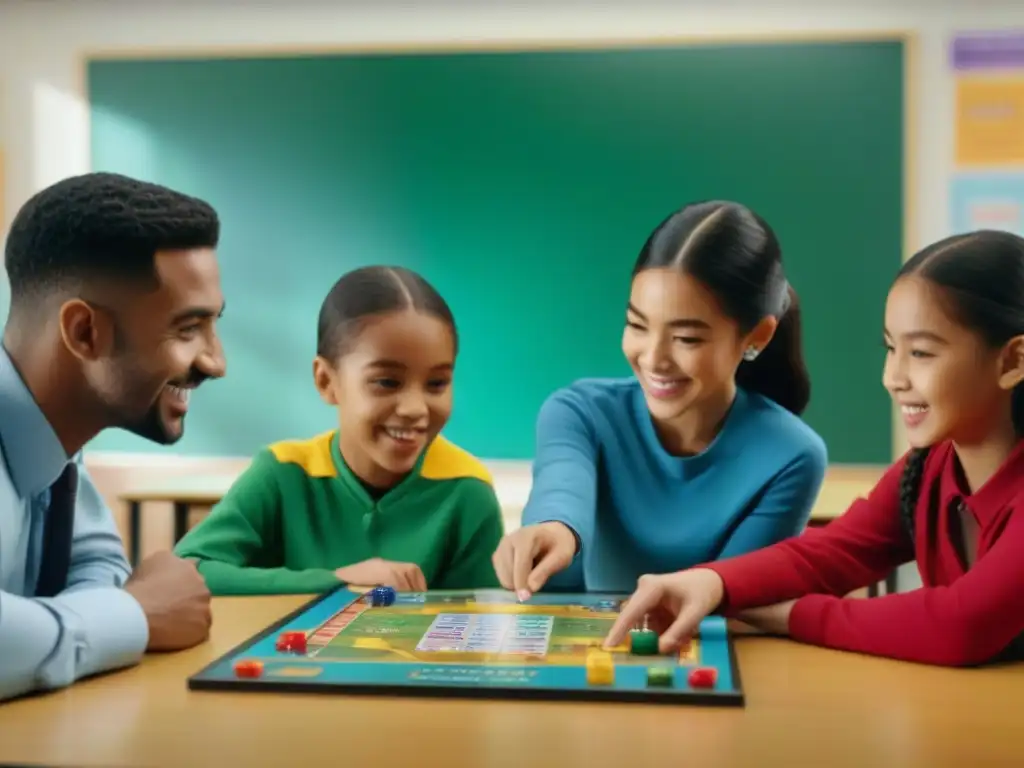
[188, 585, 744, 706]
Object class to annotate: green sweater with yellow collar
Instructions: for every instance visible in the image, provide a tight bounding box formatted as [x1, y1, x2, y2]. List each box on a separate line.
[173, 431, 505, 595]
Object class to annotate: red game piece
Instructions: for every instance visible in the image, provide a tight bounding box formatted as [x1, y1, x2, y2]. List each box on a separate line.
[234, 659, 264, 678]
[275, 631, 308, 654]
[687, 666, 718, 688]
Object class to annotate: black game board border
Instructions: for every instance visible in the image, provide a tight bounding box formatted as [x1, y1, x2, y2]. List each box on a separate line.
[187, 585, 746, 707]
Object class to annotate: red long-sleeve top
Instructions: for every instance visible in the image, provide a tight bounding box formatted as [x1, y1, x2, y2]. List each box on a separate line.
[705, 439, 1024, 667]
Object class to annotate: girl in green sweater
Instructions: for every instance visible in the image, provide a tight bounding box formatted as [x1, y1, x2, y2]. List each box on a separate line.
[174, 267, 505, 595]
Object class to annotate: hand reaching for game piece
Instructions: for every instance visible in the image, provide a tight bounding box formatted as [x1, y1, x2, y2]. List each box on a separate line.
[124, 550, 213, 652]
[335, 558, 427, 592]
[603, 569, 726, 654]
[491, 522, 578, 600]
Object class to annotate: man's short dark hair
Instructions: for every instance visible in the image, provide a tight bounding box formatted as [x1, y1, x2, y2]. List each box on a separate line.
[4, 172, 220, 311]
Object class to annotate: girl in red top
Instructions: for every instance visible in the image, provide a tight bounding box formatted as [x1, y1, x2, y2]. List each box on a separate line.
[605, 229, 1024, 667]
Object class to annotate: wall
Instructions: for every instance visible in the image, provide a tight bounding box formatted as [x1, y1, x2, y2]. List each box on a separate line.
[85, 42, 904, 463]
[1, 0, 1020, 573]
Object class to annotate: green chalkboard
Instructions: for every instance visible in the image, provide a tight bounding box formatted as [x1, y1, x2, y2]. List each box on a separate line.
[86, 39, 904, 462]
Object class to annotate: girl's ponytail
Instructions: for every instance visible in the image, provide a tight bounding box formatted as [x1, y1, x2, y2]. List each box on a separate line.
[898, 447, 930, 542]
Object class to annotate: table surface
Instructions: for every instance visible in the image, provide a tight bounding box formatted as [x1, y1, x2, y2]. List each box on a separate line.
[1, 594, 1021, 768]
[117, 465, 886, 522]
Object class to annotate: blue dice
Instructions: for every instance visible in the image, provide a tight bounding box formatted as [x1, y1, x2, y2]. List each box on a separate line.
[370, 585, 396, 607]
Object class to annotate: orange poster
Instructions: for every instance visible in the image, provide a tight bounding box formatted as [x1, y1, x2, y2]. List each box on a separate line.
[955, 77, 1024, 166]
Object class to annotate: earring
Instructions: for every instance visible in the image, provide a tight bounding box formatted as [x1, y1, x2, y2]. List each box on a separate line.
[743, 347, 759, 361]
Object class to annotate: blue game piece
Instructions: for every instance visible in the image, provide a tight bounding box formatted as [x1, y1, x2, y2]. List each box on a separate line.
[371, 585, 396, 606]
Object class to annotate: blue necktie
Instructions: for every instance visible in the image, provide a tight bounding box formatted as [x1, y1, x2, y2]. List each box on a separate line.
[35, 462, 78, 598]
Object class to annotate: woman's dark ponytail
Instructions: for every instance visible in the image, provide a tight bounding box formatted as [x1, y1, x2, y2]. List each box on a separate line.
[735, 284, 811, 415]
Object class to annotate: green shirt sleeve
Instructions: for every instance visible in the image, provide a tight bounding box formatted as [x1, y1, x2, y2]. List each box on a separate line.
[433, 479, 505, 590]
[173, 450, 340, 596]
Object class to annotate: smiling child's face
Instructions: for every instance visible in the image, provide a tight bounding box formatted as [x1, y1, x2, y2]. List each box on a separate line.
[314, 309, 455, 489]
[883, 275, 1019, 448]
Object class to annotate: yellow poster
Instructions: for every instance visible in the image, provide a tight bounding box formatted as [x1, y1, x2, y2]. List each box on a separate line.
[956, 77, 1024, 166]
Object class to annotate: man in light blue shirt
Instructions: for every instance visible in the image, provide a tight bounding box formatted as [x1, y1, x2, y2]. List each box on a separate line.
[1, 172, 227, 702]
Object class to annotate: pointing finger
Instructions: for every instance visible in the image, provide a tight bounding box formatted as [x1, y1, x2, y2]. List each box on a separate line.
[604, 577, 661, 649]
[526, 547, 567, 593]
[512, 535, 538, 600]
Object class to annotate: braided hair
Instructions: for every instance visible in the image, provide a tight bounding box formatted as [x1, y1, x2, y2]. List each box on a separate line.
[898, 447, 930, 542]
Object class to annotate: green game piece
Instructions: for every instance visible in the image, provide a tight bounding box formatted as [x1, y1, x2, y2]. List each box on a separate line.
[629, 629, 659, 655]
[646, 665, 674, 687]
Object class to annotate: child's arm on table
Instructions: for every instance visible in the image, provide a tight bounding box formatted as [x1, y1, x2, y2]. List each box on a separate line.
[174, 452, 339, 596]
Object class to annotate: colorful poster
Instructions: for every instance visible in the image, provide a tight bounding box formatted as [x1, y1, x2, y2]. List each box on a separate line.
[952, 32, 1024, 167]
[954, 78, 1024, 166]
[949, 172, 1024, 236]
[952, 31, 1024, 70]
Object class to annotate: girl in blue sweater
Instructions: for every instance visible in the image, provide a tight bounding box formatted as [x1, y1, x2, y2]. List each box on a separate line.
[492, 201, 828, 596]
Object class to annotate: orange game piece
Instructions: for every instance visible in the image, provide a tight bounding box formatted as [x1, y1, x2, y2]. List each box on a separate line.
[234, 659, 264, 678]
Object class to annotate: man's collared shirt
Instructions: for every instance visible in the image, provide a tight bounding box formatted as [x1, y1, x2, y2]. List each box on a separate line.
[0, 346, 148, 701]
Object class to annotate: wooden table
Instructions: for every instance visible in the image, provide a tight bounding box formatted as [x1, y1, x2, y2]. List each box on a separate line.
[1, 595, 1021, 767]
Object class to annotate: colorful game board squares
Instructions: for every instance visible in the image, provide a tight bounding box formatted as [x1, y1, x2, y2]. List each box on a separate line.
[414, 613, 556, 655]
[193, 590, 741, 706]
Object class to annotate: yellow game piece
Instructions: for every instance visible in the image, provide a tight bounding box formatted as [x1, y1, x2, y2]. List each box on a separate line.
[586, 650, 614, 685]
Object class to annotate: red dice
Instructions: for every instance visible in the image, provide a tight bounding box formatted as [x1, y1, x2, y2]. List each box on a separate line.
[687, 666, 718, 688]
[275, 630, 308, 654]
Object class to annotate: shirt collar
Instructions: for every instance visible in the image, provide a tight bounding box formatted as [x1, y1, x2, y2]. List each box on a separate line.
[939, 438, 1024, 519]
[329, 430, 428, 511]
[0, 344, 69, 497]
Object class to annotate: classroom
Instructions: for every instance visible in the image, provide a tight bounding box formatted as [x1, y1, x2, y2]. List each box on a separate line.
[1, 0, 1023, 765]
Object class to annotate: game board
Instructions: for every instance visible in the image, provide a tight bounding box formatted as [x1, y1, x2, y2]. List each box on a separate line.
[188, 585, 744, 706]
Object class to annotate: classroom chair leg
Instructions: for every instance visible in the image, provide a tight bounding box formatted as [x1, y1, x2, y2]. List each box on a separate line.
[173, 502, 190, 544]
[129, 501, 142, 567]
